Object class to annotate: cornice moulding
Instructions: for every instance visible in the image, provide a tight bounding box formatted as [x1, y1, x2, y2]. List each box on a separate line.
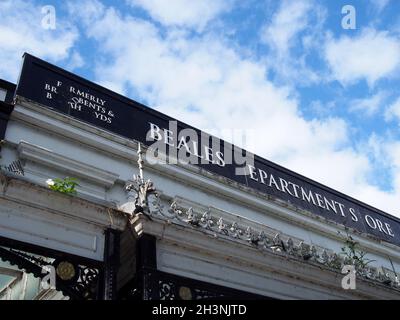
[17, 141, 119, 188]
[131, 214, 400, 299]
[0, 172, 127, 231]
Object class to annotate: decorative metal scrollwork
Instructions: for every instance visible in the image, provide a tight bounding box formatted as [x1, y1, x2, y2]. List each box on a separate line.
[128, 269, 264, 300]
[159, 281, 176, 300]
[0, 246, 101, 300]
[186, 208, 200, 226]
[229, 222, 242, 238]
[154, 201, 400, 289]
[217, 218, 229, 235]
[200, 209, 214, 230]
[125, 143, 157, 217]
[245, 227, 259, 245]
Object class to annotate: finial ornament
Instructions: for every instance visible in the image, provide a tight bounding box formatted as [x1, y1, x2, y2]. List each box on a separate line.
[137, 142, 144, 181]
[126, 143, 157, 216]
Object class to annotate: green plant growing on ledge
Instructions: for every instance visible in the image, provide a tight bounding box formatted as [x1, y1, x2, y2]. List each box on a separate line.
[340, 234, 375, 271]
[46, 177, 79, 195]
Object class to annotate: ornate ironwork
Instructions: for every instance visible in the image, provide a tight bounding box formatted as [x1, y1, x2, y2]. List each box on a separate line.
[245, 227, 258, 245]
[229, 222, 242, 238]
[0, 246, 101, 300]
[200, 208, 214, 230]
[159, 280, 176, 300]
[126, 143, 157, 216]
[286, 237, 295, 255]
[186, 207, 200, 226]
[120, 269, 267, 300]
[65, 265, 100, 300]
[0, 160, 24, 176]
[143, 200, 400, 290]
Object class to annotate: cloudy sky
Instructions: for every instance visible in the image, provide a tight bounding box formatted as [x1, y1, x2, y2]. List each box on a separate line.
[1, 0, 400, 217]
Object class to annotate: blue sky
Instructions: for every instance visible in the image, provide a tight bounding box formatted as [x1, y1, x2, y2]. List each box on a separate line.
[1, 0, 400, 216]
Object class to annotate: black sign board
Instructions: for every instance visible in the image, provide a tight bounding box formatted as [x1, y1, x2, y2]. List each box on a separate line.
[15, 53, 400, 246]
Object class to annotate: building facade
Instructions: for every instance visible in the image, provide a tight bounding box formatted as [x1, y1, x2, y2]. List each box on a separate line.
[0, 53, 399, 300]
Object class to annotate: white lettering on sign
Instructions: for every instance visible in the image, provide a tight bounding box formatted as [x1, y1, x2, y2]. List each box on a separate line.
[43, 81, 115, 124]
[147, 122, 226, 167]
[146, 120, 396, 239]
[244, 163, 395, 237]
[67, 86, 114, 123]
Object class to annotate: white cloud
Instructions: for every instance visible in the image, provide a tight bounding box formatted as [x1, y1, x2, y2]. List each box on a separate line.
[387, 143, 400, 192]
[0, 0, 79, 82]
[355, 136, 400, 215]
[385, 97, 400, 123]
[260, 0, 326, 86]
[127, 0, 230, 31]
[65, 1, 400, 217]
[310, 100, 336, 117]
[369, 0, 390, 13]
[350, 91, 388, 116]
[261, 0, 312, 57]
[325, 28, 400, 86]
[67, 0, 105, 25]
[66, 51, 84, 70]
